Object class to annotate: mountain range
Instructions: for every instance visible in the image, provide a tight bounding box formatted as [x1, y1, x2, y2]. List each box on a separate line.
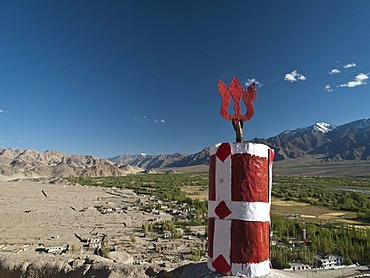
[1, 118, 370, 179]
[111, 118, 370, 167]
[109, 148, 209, 169]
[254, 118, 370, 161]
[0, 148, 143, 180]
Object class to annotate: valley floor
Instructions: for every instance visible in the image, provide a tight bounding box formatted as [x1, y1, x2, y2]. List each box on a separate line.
[0, 179, 203, 276]
[0, 178, 369, 278]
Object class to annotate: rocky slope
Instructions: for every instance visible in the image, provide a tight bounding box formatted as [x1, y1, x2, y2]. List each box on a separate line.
[109, 148, 209, 169]
[0, 148, 143, 179]
[254, 119, 370, 161]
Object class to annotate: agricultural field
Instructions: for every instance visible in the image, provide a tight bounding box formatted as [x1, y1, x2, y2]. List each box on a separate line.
[272, 176, 370, 224]
[271, 197, 364, 227]
[273, 159, 370, 177]
[67, 173, 370, 227]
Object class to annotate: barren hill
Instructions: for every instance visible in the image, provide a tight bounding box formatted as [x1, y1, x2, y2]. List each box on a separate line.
[0, 148, 142, 180]
[109, 148, 209, 169]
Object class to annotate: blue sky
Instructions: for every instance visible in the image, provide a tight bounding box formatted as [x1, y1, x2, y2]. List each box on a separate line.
[1, 1, 370, 157]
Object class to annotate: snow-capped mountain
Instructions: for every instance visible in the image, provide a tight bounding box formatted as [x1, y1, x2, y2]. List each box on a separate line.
[253, 119, 370, 161]
[312, 122, 336, 133]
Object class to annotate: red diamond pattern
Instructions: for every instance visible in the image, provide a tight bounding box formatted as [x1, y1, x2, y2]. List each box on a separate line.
[216, 143, 231, 162]
[214, 200, 232, 219]
[212, 254, 231, 275]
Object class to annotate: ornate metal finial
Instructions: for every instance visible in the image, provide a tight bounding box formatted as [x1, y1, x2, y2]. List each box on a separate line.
[218, 77, 257, 142]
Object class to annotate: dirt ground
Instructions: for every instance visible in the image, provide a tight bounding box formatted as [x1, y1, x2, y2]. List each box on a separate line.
[0, 178, 197, 277]
[0, 178, 154, 248]
[1, 179, 369, 278]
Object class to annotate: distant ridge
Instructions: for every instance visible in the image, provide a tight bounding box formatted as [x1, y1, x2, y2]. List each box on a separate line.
[109, 148, 209, 169]
[112, 118, 370, 169]
[0, 148, 143, 179]
[2, 119, 370, 178]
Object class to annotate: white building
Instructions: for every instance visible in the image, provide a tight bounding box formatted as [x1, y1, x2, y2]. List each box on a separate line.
[317, 255, 343, 269]
[287, 263, 311, 271]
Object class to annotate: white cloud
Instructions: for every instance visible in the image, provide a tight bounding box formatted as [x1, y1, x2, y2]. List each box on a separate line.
[135, 115, 166, 124]
[339, 73, 369, 88]
[0, 109, 3, 113]
[154, 119, 166, 124]
[284, 70, 306, 83]
[330, 69, 341, 75]
[324, 85, 334, 92]
[343, 63, 357, 69]
[284, 73, 296, 82]
[356, 73, 368, 81]
[18, 140, 23, 144]
[133, 115, 150, 121]
[245, 78, 263, 87]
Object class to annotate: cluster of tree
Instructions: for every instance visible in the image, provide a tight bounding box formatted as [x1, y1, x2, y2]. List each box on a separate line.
[142, 220, 183, 239]
[273, 176, 370, 220]
[271, 215, 370, 268]
[191, 245, 207, 262]
[66, 173, 208, 202]
[67, 174, 208, 225]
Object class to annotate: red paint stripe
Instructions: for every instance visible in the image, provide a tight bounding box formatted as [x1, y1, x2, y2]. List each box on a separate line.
[268, 149, 273, 202]
[209, 155, 216, 201]
[231, 221, 270, 264]
[208, 217, 215, 258]
[231, 153, 269, 202]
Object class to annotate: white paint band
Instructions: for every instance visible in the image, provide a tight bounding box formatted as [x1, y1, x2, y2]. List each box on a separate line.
[212, 219, 231, 267]
[208, 200, 271, 222]
[207, 257, 271, 277]
[210, 142, 270, 158]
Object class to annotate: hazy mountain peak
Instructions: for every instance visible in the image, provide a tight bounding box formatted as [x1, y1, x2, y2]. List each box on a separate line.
[357, 118, 370, 129]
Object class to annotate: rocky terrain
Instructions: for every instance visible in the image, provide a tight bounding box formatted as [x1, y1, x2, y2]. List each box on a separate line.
[1, 179, 368, 278]
[0, 148, 143, 180]
[109, 148, 209, 169]
[0, 178, 200, 277]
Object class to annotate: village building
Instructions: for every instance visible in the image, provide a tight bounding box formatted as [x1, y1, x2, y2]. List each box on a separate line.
[317, 255, 343, 269]
[286, 263, 311, 271]
[44, 245, 68, 254]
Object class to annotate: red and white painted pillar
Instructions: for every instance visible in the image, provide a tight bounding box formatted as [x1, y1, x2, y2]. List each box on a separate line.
[207, 142, 274, 277]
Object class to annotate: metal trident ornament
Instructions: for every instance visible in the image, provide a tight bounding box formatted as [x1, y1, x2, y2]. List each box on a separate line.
[218, 77, 257, 143]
